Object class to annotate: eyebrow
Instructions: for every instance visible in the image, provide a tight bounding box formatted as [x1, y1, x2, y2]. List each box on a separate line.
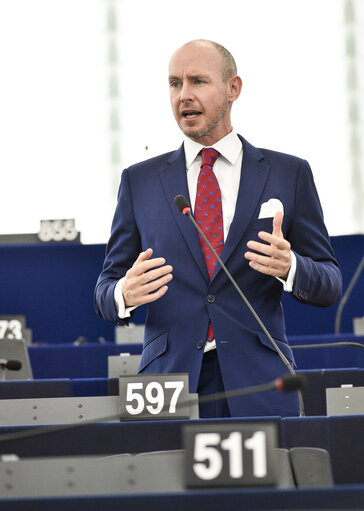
[168, 74, 209, 83]
[168, 75, 180, 83]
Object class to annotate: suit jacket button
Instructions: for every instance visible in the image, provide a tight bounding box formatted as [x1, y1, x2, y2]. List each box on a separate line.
[197, 340, 204, 350]
[207, 294, 215, 303]
[298, 289, 308, 301]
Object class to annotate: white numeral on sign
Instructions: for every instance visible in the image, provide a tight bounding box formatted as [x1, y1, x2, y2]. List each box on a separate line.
[0, 320, 23, 340]
[164, 381, 184, 413]
[125, 383, 144, 415]
[193, 433, 222, 480]
[125, 380, 184, 416]
[193, 431, 267, 480]
[38, 219, 78, 242]
[221, 431, 243, 478]
[245, 431, 267, 478]
[145, 382, 164, 415]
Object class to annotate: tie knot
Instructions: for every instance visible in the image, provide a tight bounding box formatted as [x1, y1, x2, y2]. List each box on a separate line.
[200, 148, 220, 168]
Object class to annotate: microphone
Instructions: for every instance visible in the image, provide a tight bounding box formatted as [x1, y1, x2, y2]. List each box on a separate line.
[198, 373, 306, 405]
[0, 359, 22, 371]
[174, 194, 305, 416]
[275, 373, 305, 392]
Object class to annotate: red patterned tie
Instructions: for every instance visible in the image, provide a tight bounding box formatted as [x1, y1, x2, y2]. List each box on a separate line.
[194, 148, 223, 342]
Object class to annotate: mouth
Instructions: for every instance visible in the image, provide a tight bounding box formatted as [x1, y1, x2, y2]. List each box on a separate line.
[181, 110, 202, 119]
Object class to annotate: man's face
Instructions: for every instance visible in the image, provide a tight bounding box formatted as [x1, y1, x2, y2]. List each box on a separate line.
[168, 42, 233, 146]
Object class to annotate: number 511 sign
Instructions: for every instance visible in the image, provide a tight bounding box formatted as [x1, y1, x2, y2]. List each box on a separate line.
[183, 423, 278, 488]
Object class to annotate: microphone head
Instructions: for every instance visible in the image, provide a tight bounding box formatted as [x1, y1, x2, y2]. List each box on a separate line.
[4, 360, 22, 371]
[174, 194, 191, 215]
[275, 373, 306, 392]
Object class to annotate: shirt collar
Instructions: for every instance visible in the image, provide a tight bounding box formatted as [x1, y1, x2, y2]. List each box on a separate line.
[184, 130, 242, 169]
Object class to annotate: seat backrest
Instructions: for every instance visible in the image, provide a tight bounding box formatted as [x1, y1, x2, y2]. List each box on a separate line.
[289, 447, 334, 487]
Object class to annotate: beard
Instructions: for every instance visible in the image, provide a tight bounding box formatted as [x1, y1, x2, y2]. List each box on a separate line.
[181, 96, 229, 140]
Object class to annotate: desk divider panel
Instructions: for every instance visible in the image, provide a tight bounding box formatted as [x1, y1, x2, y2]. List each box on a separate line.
[0, 446, 335, 498]
[0, 451, 187, 498]
[0, 396, 121, 426]
[0, 393, 199, 426]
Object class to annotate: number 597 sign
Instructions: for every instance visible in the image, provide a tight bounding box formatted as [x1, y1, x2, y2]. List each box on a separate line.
[119, 373, 190, 420]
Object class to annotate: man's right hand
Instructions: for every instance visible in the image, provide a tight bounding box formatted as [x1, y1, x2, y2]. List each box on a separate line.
[122, 248, 173, 307]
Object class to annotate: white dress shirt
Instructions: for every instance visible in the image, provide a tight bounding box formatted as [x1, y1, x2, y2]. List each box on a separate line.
[114, 131, 296, 351]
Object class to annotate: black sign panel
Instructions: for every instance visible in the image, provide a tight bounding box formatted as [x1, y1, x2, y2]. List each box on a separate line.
[119, 373, 190, 420]
[183, 422, 278, 488]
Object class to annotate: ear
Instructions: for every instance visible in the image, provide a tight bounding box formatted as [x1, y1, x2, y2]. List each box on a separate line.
[228, 75, 243, 103]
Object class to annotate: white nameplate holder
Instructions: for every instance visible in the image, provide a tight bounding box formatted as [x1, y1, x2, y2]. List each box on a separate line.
[183, 422, 278, 488]
[119, 373, 192, 420]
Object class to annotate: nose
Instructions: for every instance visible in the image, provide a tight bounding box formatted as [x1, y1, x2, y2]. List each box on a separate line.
[179, 82, 194, 103]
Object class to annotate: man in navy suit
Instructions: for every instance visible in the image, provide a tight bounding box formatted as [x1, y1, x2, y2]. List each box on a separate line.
[95, 40, 342, 418]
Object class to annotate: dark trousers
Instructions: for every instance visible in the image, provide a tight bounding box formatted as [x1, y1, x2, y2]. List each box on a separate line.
[197, 349, 231, 418]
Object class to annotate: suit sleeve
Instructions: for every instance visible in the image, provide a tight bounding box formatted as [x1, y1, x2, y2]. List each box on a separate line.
[94, 169, 141, 324]
[288, 160, 342, 307]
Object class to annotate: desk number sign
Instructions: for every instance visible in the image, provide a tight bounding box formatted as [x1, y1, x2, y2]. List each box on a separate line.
[119, 373, 190, 420]
[183, 422, 278, 488]
[0, 316, 25, 340]
[38, 219, 79, 242]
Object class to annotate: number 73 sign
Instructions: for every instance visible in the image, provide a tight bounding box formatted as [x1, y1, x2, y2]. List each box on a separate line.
[183, 423, 278, 488]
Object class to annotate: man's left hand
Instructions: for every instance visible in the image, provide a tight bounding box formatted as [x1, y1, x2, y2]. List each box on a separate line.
[244, 210, 291, 279]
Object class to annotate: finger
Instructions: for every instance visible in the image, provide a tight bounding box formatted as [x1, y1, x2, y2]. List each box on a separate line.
[246, 240, 274, 257]
[245, 251, 274, 268]
[272, 210, 283, 238]
[125, 264, 172, 294]
[139, 285, 170, 304]
[257, 231, 290, 250]
[140, 264, 173, 285]
[245, 247, 291, 278]
[141, 272, 173, 295]
[245, 254, 288, 277]
[126, 273, 173, 306]
[245, 249, 288, 268]
[132, 248, 153, 267]
[132, 257, 168, 276]
[247, 259, 281, 277]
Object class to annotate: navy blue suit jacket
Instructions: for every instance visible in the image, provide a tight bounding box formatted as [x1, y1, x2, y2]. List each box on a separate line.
[95, 136, 342, 417]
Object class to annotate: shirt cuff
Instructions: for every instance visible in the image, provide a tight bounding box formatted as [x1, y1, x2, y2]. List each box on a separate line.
[276, 251, 297, 292]
[114, 277, 137, 318]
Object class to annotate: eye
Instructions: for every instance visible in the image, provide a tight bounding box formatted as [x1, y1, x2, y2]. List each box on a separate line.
[170, 81, 181, 88]
[194, 79, 206, 85]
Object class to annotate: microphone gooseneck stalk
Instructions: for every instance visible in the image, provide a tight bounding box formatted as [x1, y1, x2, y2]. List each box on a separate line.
[335, 254, 364, 334]
[174, 194, 305, 417]
[198, 373, 305, 405]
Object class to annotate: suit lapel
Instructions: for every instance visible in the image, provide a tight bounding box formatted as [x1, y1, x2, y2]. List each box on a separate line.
[211, 136, 271, 282]
[159, 144, 209, 281]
